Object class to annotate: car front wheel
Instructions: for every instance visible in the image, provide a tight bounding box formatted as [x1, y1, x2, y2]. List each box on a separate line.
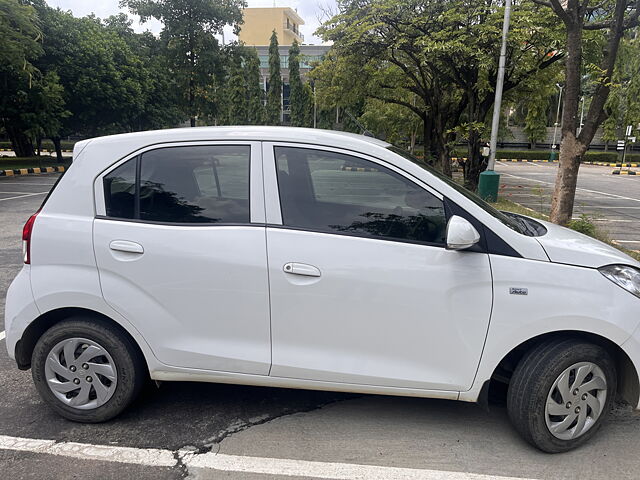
[31, 317, 145, 422]
[507, 338, 616, 453]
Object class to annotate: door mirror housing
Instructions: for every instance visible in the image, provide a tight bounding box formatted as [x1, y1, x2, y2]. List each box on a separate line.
[446, 215, 480, 250]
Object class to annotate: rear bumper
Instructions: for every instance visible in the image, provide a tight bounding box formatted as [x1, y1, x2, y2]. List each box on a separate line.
[4, 267, 39, 362]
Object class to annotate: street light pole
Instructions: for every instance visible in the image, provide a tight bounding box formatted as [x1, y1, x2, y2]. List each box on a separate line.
[478, 0, 512, 201]
[551, 83, 564, 152]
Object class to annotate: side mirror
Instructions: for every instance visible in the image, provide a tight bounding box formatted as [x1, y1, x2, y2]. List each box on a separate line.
[446, 215, 480, 251]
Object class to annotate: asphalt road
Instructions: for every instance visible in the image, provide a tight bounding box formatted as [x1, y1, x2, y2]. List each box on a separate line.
[1, 172, 640, 479]
[496, 161, 640, 251]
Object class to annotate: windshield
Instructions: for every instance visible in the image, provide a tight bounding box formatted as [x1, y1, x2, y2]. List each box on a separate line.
[387, 146, 544, 236]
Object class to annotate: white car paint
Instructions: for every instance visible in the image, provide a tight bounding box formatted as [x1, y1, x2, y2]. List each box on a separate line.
[535, 218, 639, 268]
[4, 126, 640, 411]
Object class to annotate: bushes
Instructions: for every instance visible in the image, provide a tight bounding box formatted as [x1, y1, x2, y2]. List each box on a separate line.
[452, 149, 640, 163]
[568, 214, 598, 238]
[583, 152, 640, 163]
[452, 149, 551, 160]
[0, 140, 76, 151]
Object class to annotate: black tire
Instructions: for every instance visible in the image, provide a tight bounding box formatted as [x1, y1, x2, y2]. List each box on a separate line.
[507, 338, 617, 453]
[31, 317, 146, 423]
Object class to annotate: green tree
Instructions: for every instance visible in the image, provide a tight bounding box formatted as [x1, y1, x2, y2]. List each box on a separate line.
[226, 52, 248, 124]
[22, 71, 70, 159]
[0, 0, 42, 156]
[266, 30, 282, 125]
[520, 73, 559, 146]
[603, 35, 640, 144]
[318, 0, 564, 188]
[245, 47, 265, 125]
[361, 97, 422, 150]
[533, 0, 640, 224]
[122, 0, 245, 127]
[302, 82, 314, 128]
[288, 40, 306, 126]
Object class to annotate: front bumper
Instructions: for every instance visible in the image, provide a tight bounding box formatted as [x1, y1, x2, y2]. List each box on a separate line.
[621, 325, 640, 410]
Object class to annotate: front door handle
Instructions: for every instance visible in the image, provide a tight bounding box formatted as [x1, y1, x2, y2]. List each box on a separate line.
[283, 262, 321, 277]
[109, 240, 144, 254]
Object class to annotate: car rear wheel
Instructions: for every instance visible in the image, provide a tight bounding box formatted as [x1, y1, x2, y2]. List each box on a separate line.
[507, 338, 616, 453]
[32, 317, 145, 422]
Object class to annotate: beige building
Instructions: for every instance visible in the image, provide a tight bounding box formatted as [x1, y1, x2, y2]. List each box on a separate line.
[239, 7, 304, 46]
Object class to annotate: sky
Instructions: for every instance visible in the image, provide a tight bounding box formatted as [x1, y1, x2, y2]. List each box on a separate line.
[46, 0, 338, 44]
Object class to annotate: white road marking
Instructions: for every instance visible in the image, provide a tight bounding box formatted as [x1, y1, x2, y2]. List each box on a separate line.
[593, 218, 638, 222]
[0, 435, 176, 467]
[0, 434, 540, 480]
[0, 331, 5, 341]
[613, 240, 640, 244]
[0, 191, 48, 195]
[0, 192, 48, 202]
[568, 206, 640, 209]
[500, 172, 640, 203]
[187, 453, 539, 480]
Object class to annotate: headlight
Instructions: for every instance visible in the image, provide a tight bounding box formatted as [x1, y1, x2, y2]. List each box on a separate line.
[599, 265, 640, 299]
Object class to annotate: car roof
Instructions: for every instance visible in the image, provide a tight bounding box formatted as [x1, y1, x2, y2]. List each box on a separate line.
[76, 126, 391, 163]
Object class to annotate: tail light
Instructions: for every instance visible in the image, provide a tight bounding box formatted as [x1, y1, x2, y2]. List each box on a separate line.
[22, 210, 40, 264]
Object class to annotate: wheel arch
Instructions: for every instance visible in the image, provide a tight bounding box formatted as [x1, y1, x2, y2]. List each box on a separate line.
[14, 307, 149, 373]
[483, 330, 640, 408]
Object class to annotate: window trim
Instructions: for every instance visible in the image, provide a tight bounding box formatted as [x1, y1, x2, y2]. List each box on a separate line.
[94, 141, 263, 225]
[267, 143, 448, 247]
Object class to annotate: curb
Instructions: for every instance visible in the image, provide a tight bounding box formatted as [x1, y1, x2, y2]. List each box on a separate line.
[0, 166, 65, 177]
[612, 170, 637, 175]
[587, 162, 639, 167]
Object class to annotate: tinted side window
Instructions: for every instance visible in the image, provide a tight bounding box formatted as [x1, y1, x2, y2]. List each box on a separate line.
[139, 146, 250, 223]
[102, 145, 251, 224]
[104, 158, 136, 219]
[275, 147, 447, 244]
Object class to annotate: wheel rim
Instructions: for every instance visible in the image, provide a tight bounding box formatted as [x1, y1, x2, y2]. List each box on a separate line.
[44, 337, 118, 410]
[545, 361, 607, 440]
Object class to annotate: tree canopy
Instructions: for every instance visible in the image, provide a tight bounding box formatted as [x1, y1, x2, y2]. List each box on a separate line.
[316, 0, 564, 188]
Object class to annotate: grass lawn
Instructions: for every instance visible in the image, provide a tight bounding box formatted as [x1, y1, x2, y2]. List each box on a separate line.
[0, 156, 71, 171]
[492, 197, 640, 262]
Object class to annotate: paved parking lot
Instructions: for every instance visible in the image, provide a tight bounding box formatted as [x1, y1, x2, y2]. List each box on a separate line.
[1, 172, 640, 479]
[496, 162, 640, 251]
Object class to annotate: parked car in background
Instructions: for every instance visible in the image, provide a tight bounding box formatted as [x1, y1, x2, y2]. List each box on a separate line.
[5, 127, 640, 453]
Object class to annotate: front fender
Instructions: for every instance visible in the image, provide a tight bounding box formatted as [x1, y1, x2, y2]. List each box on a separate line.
[460, 255, 640, 404]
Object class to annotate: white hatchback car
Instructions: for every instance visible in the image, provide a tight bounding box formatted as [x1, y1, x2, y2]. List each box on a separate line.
[5, 127, 640, 452]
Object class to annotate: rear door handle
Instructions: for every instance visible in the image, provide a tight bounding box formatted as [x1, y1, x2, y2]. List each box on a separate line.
[109, 240, 144, 254]
[283, 262, 321, 277]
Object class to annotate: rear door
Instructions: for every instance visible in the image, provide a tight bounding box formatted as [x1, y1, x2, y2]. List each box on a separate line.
[263, 143, 493, 391]
[93, 142, 271, 375]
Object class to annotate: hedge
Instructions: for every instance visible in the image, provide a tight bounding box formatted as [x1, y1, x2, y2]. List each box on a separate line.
[452, 149, 640, 163]
[0, 140, 76, 151]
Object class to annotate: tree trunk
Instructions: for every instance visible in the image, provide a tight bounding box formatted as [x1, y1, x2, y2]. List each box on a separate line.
[550, 0, 629, 225]
[439, 148, 452, 177]
[550, 25, 583, 225]
[6, 124, 35, 157]
[52, 137, 64, 163]
[464, 129, 486, 190]
[422, 113, 435, 166]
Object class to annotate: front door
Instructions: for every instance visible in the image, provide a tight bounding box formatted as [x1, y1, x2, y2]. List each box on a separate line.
[93, 142, 271, 375]
[264, 144, 493, 391]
